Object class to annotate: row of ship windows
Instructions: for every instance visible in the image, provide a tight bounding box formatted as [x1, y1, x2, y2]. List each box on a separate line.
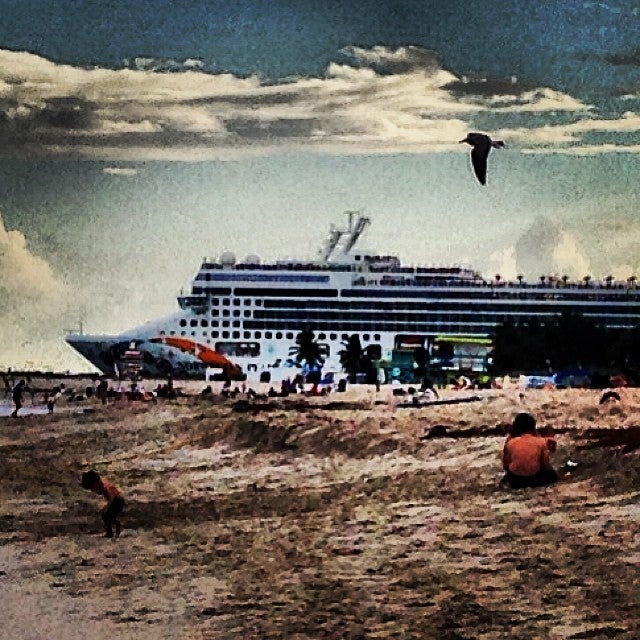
[181, 312, 251, 324]
[162, 319, 640, 342]
[159, 325, 486, 341]
[182, 312, 640, 329]
[211, 298, 255, 306]
[163, 325, 493, 341]
[193, 296, 640, 315]
[243, 321, 493, 332]
[159, 330, 382, 342]
[174, 313, 639, 340]
[253, 309, 640, 322]
[343, 288, 640, 301]
[182, 317, 493, 330]
[192, 287, 640, 303]
[192, 287, 337, 298]
[244, 319, 639, 331]
[182, 313, 511, 326]
[260, 300, 640, 313]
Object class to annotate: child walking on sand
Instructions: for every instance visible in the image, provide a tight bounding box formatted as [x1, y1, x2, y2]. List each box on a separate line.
[81, 470, 125, 538]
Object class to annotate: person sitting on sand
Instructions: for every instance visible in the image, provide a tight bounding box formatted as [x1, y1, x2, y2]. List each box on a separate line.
[599, 389, 621, 405]
[502, 412, 558, 489]
[80, 470, 125, 538]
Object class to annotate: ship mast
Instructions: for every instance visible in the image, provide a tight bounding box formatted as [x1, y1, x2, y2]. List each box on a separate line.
[64, 317, 84, 335]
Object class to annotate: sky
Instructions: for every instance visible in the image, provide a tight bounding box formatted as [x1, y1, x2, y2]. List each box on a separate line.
[2, 0, 640, 370]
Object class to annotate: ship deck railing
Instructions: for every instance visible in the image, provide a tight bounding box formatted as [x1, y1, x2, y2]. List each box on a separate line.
[199, 262, 476, 275]
[350, 279, 639, 291]
[198, 261, 637, 289]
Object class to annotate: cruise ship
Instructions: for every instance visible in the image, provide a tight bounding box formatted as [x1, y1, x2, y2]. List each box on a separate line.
[67, 212, 640, 381]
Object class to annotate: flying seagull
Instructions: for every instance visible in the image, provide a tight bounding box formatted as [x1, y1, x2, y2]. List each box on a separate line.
[459, 132, 505, 185]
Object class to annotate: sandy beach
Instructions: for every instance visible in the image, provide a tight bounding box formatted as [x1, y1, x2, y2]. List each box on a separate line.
[1, 384, 639, 639]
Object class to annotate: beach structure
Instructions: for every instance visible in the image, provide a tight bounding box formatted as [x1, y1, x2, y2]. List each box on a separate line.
[67, 213, 640, 381]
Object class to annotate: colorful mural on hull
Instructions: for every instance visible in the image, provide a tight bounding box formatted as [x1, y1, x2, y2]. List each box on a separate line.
[149, 337, 243, 376]
[66, 335, 244, 380]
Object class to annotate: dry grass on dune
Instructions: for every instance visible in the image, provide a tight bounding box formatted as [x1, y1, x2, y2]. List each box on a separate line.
[0, 387, 639, 639]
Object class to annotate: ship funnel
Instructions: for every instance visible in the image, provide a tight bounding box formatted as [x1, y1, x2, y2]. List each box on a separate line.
[319, 224, 344, 261]
[341, 213, 370, 255]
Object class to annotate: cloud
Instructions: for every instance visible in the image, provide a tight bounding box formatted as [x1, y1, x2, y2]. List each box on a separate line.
[484, 246, 518, 281]
[0, 45, 599, 161]
[0, 212, 62, 302]
[611, 264, 634, 280]
[522, 143, 640, 155]
[103, 166, 138, 176]
[513, 217, 592, 280]
[0, 212, 85, 370]
[339, 45, 444, 75]
[490, 88, 590, 113]
[122, 56, 205, 72]
[551, 231, 592, 278]
[481, 219, 593, 282]
[579, 212, 640, 279]
[582, 1, 625, 14]
[603, 48, 640, 66]
[501, 111, 640, 152]
[577, 39, 640, 67]
[449, 76, 590, 113]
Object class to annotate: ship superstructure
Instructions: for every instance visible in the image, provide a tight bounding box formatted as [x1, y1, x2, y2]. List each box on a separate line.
[67, 213, 640, 380]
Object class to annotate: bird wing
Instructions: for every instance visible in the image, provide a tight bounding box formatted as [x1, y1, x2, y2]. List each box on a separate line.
[470, 140, 490, 185]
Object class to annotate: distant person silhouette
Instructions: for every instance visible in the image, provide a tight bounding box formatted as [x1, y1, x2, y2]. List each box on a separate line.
[420, 376, 439, 399]
[11, 379, 26, 418]
[599, 390, 621, 405]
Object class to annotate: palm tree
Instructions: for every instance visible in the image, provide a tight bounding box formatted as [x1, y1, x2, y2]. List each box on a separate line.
[539, 275, 546, 286]
[339, 334, 363, 383]
[289, 326, 324, 380]
[517, 274, 524, 286]
[605, 274, 614, 288]
[583, 275, 592, 288]
[561, 274, 569, 287]
[628, 275, 637, 289]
